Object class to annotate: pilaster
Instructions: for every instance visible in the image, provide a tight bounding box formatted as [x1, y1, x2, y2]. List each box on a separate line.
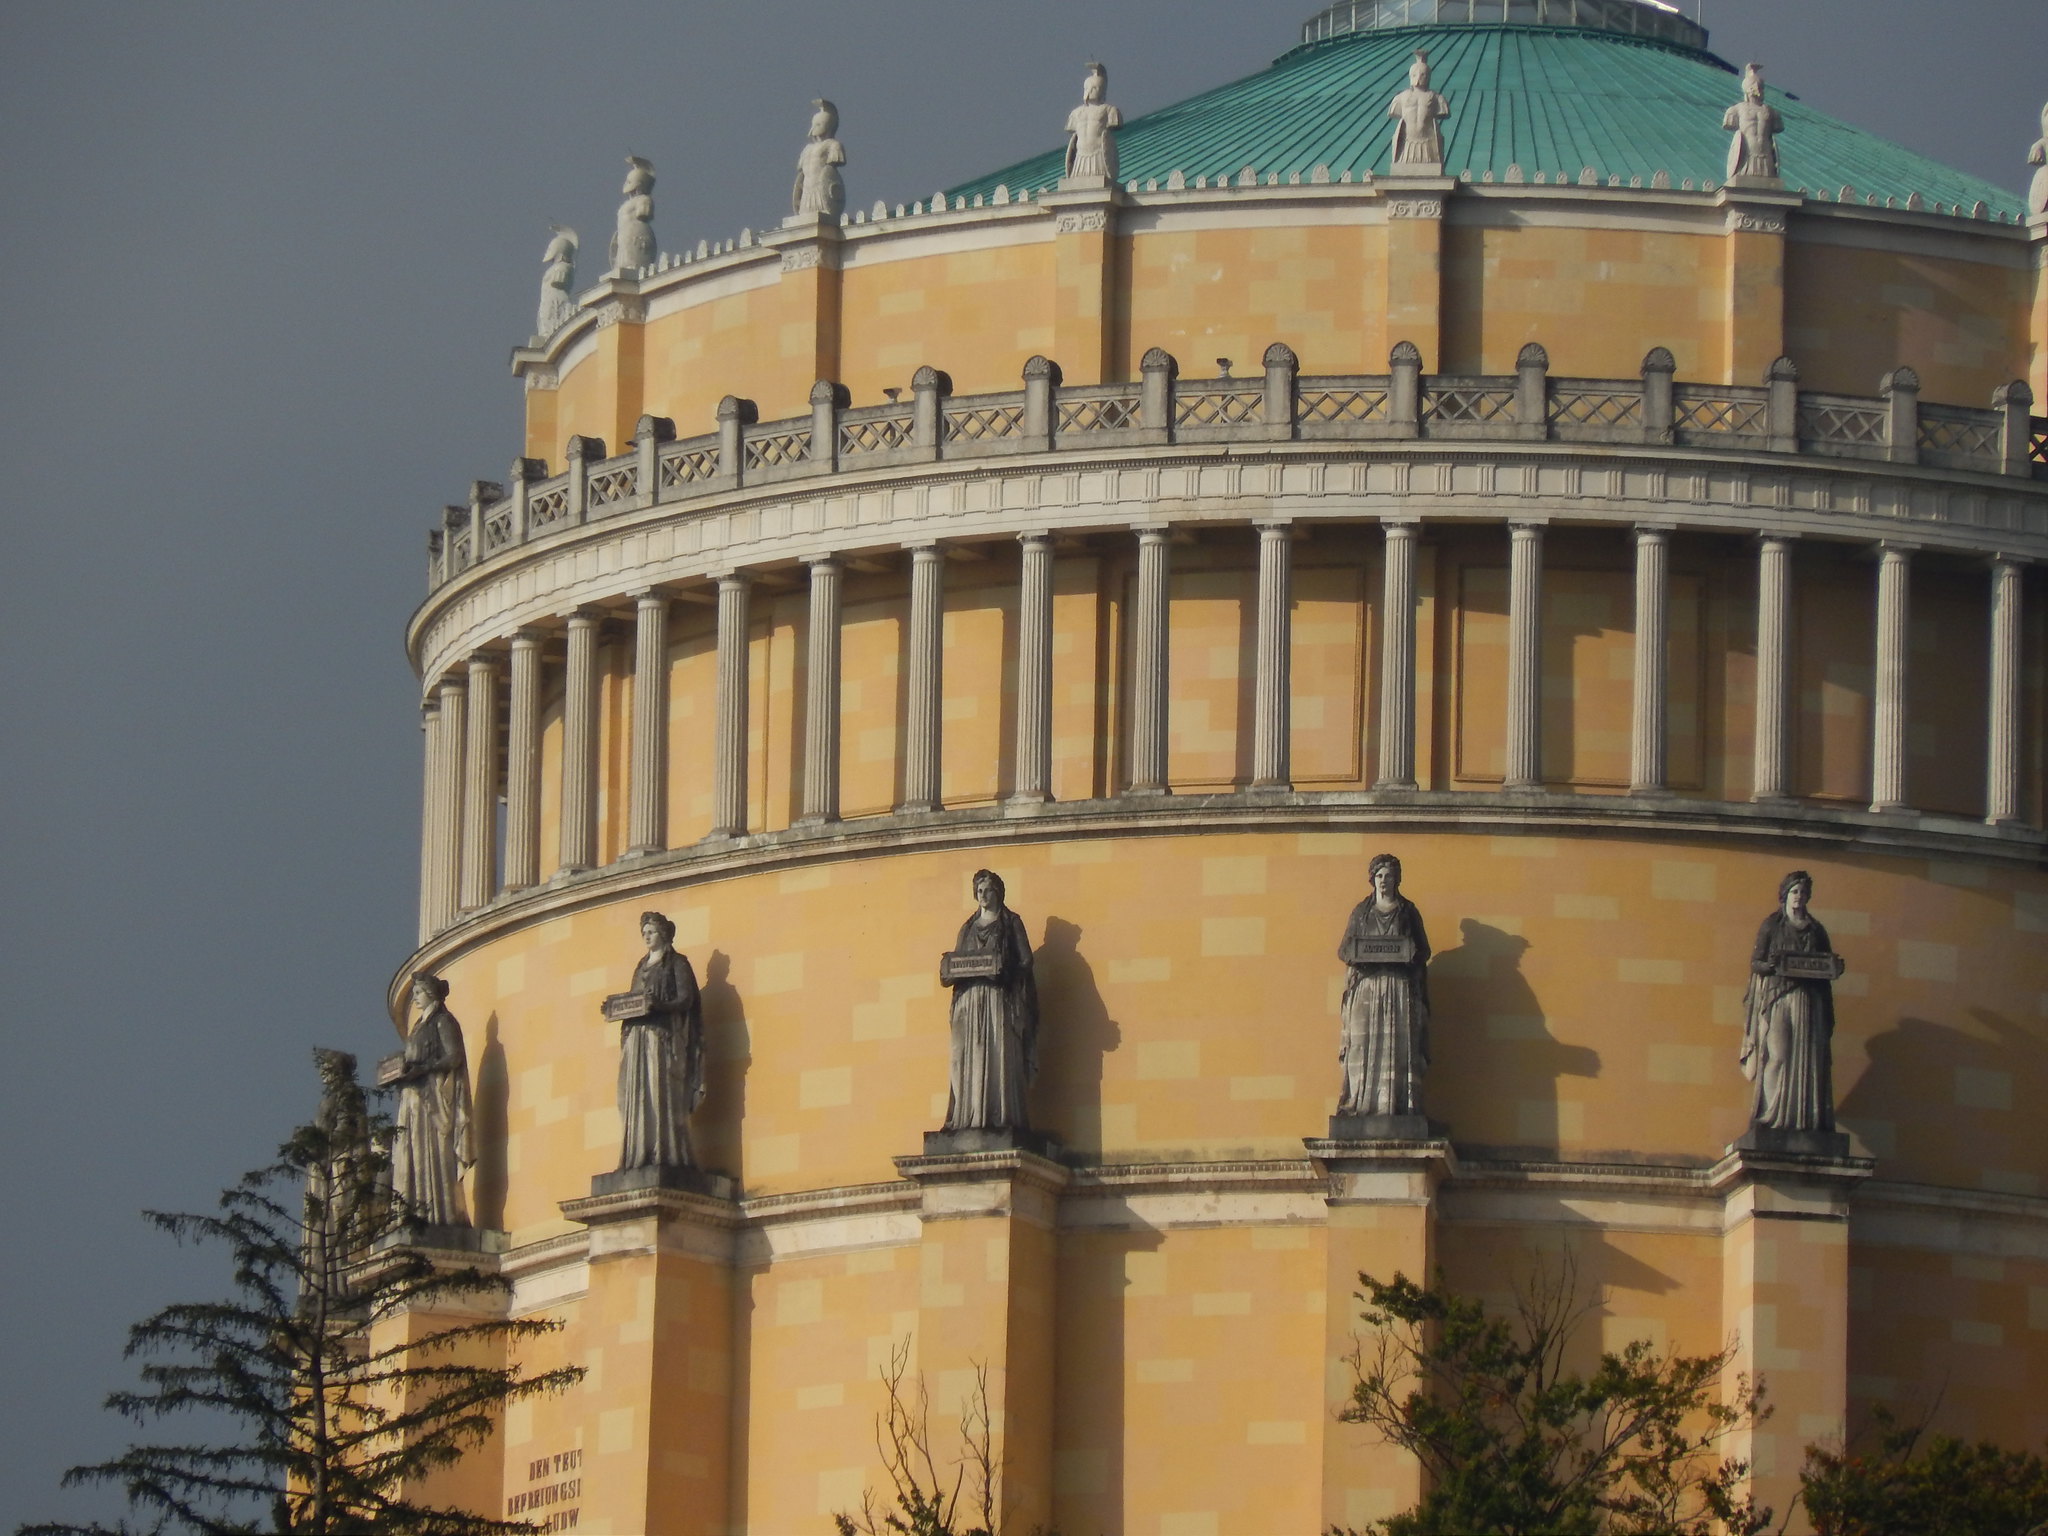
[1717, 190, 1798, 385]
[626, 591, 670, 856]
[800, 556, 843, 824]
[1630, 525, 1673, 795]
[1042, 188, 1122, 384]
[1503, 521, 1545, 790]
[1305, 1138, 1454, 1534]
[1987, 556, 2028, 824]
[559, 1184, 742, 1536]
[1012, 533, 1056, 803]
[764, 215, 844, 398]
[1129, 526, 1172, 794]
[1381, 182, 1452, 371]
[893, 1148, 1069, 1536]
[902, 545, 945, 812]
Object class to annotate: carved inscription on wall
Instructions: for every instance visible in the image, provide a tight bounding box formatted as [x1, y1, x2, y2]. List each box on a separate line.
[508, 1447, 582, 1532]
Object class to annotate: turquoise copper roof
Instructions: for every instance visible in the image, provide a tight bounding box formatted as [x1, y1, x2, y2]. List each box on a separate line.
[947, 23, 2024, 217]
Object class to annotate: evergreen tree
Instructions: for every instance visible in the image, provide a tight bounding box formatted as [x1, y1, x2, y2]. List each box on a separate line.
[20, 1050, 580, 1536]
[1335, 1264, 1771, 1536]
[1799, 1406, 2048, 1536]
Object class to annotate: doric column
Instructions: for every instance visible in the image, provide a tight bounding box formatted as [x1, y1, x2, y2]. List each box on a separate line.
[502, 628, 543, 891]
[626, 591, 670, 856]
[1252, 521, 1293, 790]
[1987, 556, 2026, 826]
[710, 575, 752, 838]
[458, 653, 499, 910]
[901, 545, 944, 812]
[416, 699, 441, 944]
[1375, 520, 1420, 790]
[428, 674, 466, 931]
[1503, 522, 1544, 790]
[1630, 526, 1671, 794]
[1011, 533, 1055, 803]
[1129, 526, 1172, 795]
[800, 557, 842, 824]
[557, 607, 602, 874]
[1870, 543, 1914, 814]
[1752, 536, 1795, 801]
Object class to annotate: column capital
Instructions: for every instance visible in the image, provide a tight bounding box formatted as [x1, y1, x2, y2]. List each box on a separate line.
[1631, 520, 1677, 539]
[433, 673, 467, 699]
[1874, 539, 1920, 558]
[1508, 518, 1548, 534]
[1016, 528, 1055, 547]
[715, 569, 752, 590]
[565, 603, 607, 625]
[1378, 516, 1421, 533]
[806, 553, 842, 574]
[1987, 551, 2033, 570]
[1252, 517, 1294, 534]
[1134, 523, 1174, 545]
[904, 540, 943, 556]
[633, 587, 670, 608]
[510, 625, 548, 646]
[1755, 530, 1799, 547]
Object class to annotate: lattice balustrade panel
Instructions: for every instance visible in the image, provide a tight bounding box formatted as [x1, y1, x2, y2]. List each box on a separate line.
[1672, 393, 1767, 436]
[660, 447, 720, 487]
[1549, 390, 1642, 430]
[1917, 411, 2001, 461]
[1058, 394, 1142, 433]
[449, 532, 473, 572]
[1423, 386, 1516, 426]
[1798, 403, 1887, 448]
[945, 404, 1025, 442]
[1296, 387, 1390, 424]
[1174, 387, 1263, 427]
[839, 414, 915, 456]
[527, 488, 569, 530]
[587, 466, 638, 505]
[744, 429, 812, 470]
[483, 507, 514, 552]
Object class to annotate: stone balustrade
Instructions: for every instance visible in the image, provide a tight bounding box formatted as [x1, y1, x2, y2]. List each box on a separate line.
[425, 345, 2046, 590]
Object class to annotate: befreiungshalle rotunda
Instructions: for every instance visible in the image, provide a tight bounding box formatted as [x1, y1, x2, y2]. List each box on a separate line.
[385, 2, 2048, 1530]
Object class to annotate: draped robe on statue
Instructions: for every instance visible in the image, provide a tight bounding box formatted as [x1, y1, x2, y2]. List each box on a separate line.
[1740, 912, 1836, 1132]
[1337, 897, 1432, 1117]
[943, 908, 1038, 1131]
[618, 950, 704, 1168]
[392, 1006, 473, 1226]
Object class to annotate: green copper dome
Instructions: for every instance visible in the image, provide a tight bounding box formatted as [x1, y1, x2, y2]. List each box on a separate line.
[947, 16, 2023, 217]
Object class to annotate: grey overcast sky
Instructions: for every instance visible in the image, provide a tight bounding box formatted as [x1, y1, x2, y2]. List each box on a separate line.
[2, 1, 2041, 1523]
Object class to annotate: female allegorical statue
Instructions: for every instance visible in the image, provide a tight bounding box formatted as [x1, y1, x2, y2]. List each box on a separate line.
[609, 911, 705, 1169]
[1739, 870, 1841, 1134]
[390, 973, 474, 1227]
[940, 870, 1039, 1131]
[1336, 853, 1432, 1118]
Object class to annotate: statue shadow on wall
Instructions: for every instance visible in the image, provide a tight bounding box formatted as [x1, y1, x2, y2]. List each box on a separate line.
[1839, 1007, 2043, 1182]
[470, 1014, 510, 1231]
[697, 950, 751, 1181]
[1445, 1231, 1681, 1380]
[1427, 918, 1600, 1156]
[1030, 916, 1123, 1156]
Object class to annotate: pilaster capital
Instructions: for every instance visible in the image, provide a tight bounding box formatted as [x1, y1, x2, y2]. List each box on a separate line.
[1134, 523, 1174, 546]
[1632, 521, 1678, 540]
[510, 625, 549, 647]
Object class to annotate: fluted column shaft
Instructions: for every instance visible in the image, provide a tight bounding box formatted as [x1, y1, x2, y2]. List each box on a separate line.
[1012, 533, 1055, 802]
[1871, 544, 1913, 813]
[1503, 522, 1544, 789]
[459, 653, 499, 909]
[902, 545, 944, 812]
[428, 675, 466, 931]
[801, 557, 842, 823]
[711, 575, 752, 837]
[1129, 527, 1172, 794]
[627, 591, 670, 855]
[417, 701, 441, 943]
[1252, 521, 1293, 790]
[1630, 527, 1670, 794]
[502, 628, 543, 890]
[558, 608, 602, 873]
[1753, 536, 1794, 801]
[1375, 521, 1419, 790]
[1987, 557, 2026, 825]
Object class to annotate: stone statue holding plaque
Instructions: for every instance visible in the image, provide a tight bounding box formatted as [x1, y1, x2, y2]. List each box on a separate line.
[1737, 870, 1847, 1154]
[1386, 50, 1449, 173]
[386, 973, 474, 1229]
[938, 869, 1039, 1135]
[792, 99, 847, 219]
[1722, 62, 1783, 183]
[1334, 852, 1433, 1136]
[605, 911, 704, 1170]
[609, 155, 657, 274]
[303, 1047, 378, 1297]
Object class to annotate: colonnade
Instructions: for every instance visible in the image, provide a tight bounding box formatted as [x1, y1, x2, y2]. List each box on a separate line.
[415, 521, 2035, 940]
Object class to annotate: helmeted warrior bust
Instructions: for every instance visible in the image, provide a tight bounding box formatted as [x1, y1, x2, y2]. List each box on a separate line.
[1723, 62, 1783, 182]
[610, 155, 657, 273]
[793, 98, 847, 219]
[1064, 62, 1122, 184]
[536, 224, 578, 338]
[1386, 50, 1449, 171]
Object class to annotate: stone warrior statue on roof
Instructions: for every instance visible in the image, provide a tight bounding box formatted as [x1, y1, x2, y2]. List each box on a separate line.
[610, 155, 657, 274]
[1387, 50, 1449, 172]
[536, 224, 577, 338]
[1723, 62, 1783, 182]
[1064, 62, 1122, 185]
[792, 98, 847, 219]
[2029, 101, 2048, 216]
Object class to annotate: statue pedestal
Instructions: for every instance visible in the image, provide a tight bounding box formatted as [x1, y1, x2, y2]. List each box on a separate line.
[1325, 1112, 1437, 1141]
[559, 1176, 743, 1535]
[1731, 1124, 1851, 1160]
[588, 1162, 736, 1200]
[1304, 1135, 1454, 1531]
[373, 1222, 507, 1256]
[920, 1125, 1059, 1159]
[1708, 1143, 1872, 1523]
[893, 1143, 1070, 1535]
